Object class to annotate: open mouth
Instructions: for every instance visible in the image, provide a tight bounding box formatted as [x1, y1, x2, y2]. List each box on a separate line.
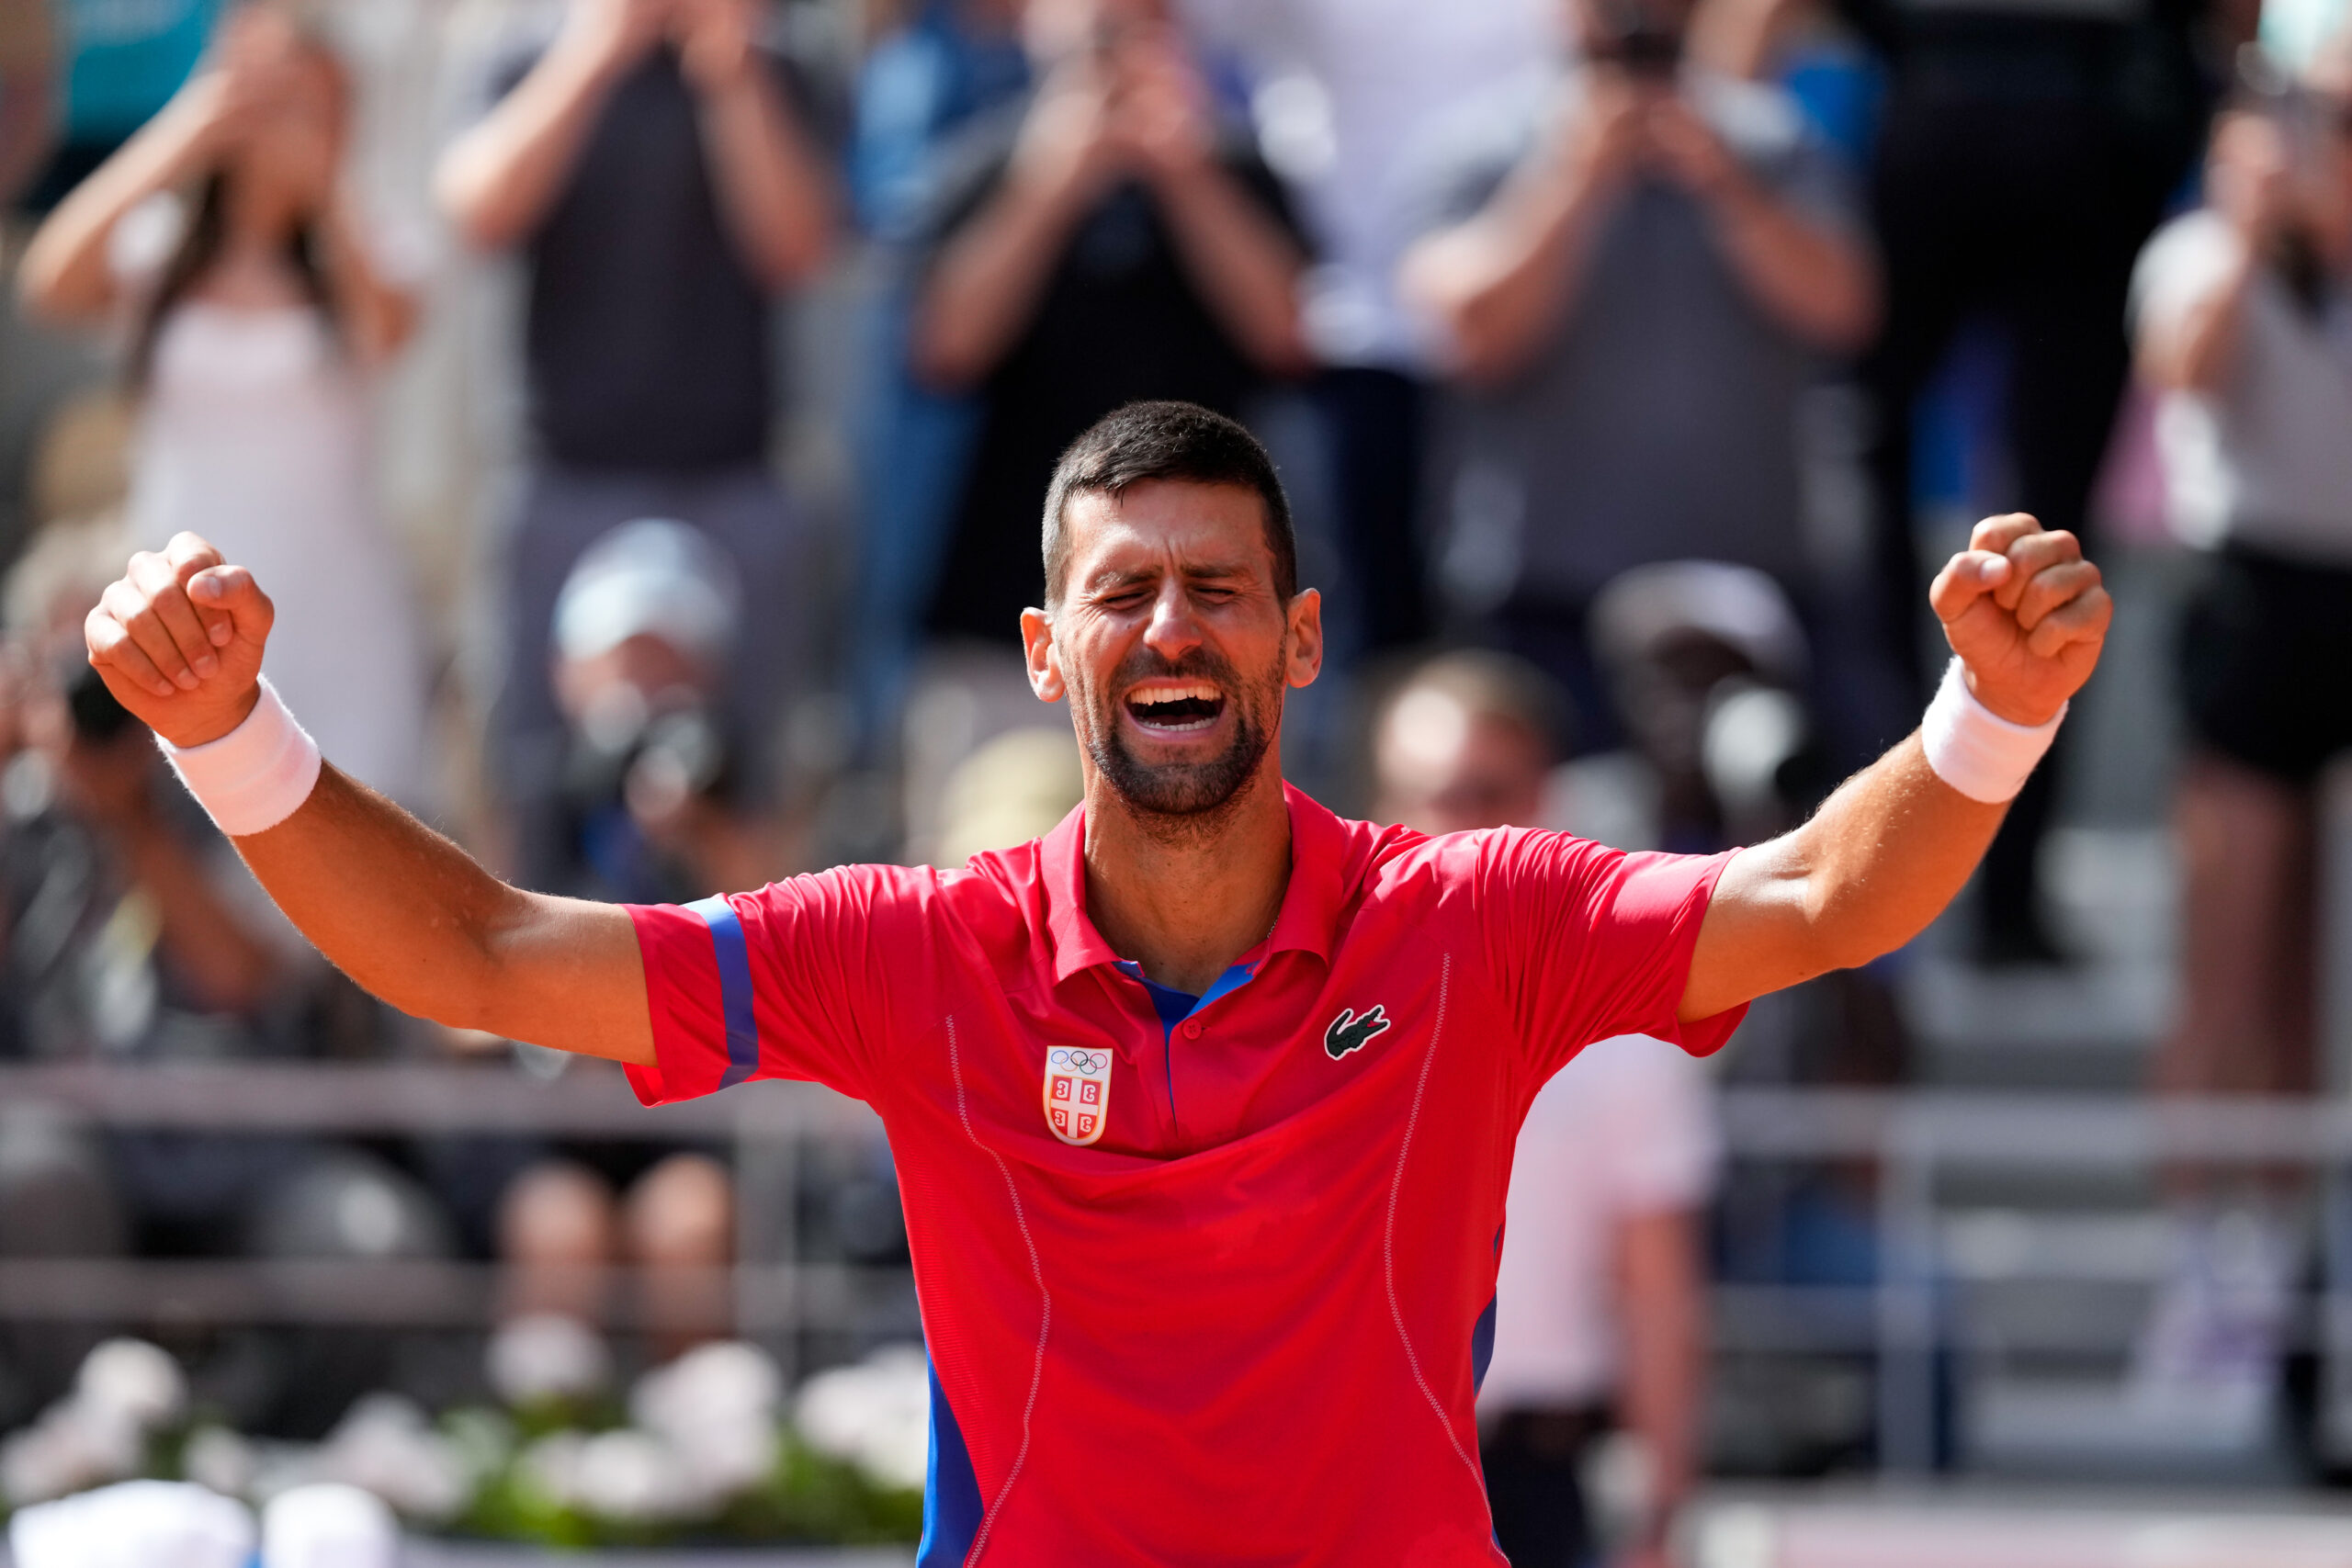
[1123, 681, 1227, 736]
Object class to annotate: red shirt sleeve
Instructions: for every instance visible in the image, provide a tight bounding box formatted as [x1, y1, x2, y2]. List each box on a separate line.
[1474, 829, 1747, 1080]
[624, 863, 935, 1106]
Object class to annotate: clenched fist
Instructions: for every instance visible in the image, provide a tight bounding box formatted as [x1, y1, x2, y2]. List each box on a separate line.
[1929, 513, 2111, 727]
[85, 532, 275, 749]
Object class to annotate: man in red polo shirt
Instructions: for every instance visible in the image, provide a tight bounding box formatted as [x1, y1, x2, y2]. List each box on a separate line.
[88, 401, 2108, 1565]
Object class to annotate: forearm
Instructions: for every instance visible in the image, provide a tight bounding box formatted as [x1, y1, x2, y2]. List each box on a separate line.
[1401, 155, 1620, 386]
[319, 197, 418, 363]
[1151, 164, 1310, 376]
[2140, 242, 2259, 393]
[229, 764, 653, 1062]
[1705, 182, 1878, 353]
[912, 173, 1089, 388]
[1687, 0, 1805, 78]
[1683, 736, 2005, 1018]
[17, 88, 217, 319]
[694, 64, 833, 290]
[435, 42, 620, 251]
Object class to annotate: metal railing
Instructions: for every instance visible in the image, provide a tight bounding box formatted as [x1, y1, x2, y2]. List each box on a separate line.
[6, 1066, 2351, 1472]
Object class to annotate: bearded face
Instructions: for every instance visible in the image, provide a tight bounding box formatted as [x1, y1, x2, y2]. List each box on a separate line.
[1065, 633, 1286, 820]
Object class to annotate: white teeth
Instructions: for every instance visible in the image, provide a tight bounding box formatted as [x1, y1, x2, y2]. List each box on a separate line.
[1125, 682, 1221, 706]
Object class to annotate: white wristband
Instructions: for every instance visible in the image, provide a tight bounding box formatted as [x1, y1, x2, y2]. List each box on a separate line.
[1920, 659, 2064, 804]
[156, 677, 322, 837]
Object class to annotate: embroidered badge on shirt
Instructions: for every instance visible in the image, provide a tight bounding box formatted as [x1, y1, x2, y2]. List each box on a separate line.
[1324, 1004, 1391, 1060]
[1044, 1047, 1114, 1145]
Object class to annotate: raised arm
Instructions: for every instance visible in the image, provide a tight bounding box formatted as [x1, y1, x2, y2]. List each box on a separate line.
[434, 0, 662, 253]
[319, 193, 420, 364]
[2134, 113, 2281, 395]
[1399, 75, 1645, 387]
[910, 62, 1119, 389]
[84, 534, 654, 1064]
[1645, 95, 1878, 354]
[1678, 513, 2110, 1020]
[673, 0, 833, 291]
[1118, 31, 1308, 377]
[17, 61, 242, 321]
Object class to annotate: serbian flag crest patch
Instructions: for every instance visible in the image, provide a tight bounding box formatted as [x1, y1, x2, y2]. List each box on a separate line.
[1043, 1047, 1113, 1146]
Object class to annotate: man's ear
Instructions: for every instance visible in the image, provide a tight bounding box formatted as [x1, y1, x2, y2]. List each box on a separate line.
[1022, 606, 1066, 702]
[1284, 588, 1323, 691]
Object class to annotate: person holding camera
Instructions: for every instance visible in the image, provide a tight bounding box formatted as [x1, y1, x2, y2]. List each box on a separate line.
[2127, 37, 2352, 1422]
[435, 0, 833, 884]
[0, 529, 452, 1435]
[1398, 0, 1877, 758]
[907, 0, 1312, 654]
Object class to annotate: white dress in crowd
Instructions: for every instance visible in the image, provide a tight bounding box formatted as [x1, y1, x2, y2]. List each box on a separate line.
[116, 197, 429, 806]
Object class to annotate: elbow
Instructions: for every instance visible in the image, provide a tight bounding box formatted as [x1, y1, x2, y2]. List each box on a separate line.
[433, 161, 521, 254]
[1431, 307, 1533, 389]
[2137, 328, 2226, 396]
[909, 305, 989, 392]
[755, 220, 833, 295]
[1244, 309, 1317, 381]
[1401, 259, 1529, 388]
[1799, 251, 1882, 358]
[15, 243, 102, 325]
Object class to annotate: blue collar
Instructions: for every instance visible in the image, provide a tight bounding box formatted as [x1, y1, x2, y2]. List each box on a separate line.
[1111, 958, 1261, 1040]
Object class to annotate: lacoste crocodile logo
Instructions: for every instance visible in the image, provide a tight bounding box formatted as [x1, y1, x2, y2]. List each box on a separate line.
[1324, 1004, 1391, 1060]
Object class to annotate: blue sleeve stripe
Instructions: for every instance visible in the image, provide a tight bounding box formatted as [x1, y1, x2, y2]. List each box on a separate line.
[687, 895, 761, 1088]
[918, 1357, 983, 1567]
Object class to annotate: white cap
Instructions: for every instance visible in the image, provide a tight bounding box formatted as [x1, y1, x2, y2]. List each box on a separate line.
[9, 1480, 255, 1568]
[551, 519, 741, 668]
[1589, 561, 1808, 684]
[262, 1482, 401, 1568]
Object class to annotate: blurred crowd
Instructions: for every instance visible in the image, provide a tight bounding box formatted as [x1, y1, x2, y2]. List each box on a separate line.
[0, 0, 2349, 1554]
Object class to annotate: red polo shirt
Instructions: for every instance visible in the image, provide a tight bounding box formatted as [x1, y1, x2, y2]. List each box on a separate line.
[627, 784, 1742, 1567]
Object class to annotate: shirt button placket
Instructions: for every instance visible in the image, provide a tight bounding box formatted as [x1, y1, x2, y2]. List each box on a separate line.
[1182, 1020, 1202, 1040]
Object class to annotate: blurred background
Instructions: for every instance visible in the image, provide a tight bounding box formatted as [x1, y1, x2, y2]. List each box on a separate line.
[4, 0, 2352, 1559]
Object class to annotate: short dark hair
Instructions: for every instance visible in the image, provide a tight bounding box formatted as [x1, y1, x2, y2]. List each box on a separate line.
[1040, 401, 1298, 609]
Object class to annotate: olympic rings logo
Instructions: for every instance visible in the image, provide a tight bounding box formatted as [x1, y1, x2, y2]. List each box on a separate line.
[1048, 1049, 1110, 1074]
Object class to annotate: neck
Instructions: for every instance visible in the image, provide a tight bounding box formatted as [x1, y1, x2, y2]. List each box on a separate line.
[221, 179, 304, 260]
[1080, 761, 1292, 996]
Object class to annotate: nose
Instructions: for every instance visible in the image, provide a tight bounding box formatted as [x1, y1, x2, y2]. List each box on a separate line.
[1141, 577, 1203, 662]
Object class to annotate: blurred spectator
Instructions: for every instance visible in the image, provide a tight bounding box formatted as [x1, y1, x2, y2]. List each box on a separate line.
[1589, 561, 1816, 852]
[1398, 0, 1875, 758]
[17, 7, 430, 806]
[851, 0, 1029, 238]
[928, 723, 1081, 865]
[1372, 652, 1715, 1568]
[422, 521, 745, 1350]
[19, 0, 219, 211]
[1709, 0, 2237, 966]
[908, 0, 1311, 651]
[0, 0, 52, 205]
[1370, 649, 1566, 835]
[543, 518, 775, 900]
[843, 0, 1028, 747]
[495, 1146, 734, 1360]
[1181, 0, 1559, 657]
[2126, 40, 2352, 1426]
[0, 522, 451, 1435]
[435, 0, 833, 883]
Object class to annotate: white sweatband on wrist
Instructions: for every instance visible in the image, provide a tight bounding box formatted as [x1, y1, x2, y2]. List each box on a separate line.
[157, 677, 322, 837]
[1920, 658, 2064, 804]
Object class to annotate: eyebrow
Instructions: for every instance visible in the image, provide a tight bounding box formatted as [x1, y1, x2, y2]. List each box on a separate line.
[1083, 559, 1259, 594]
